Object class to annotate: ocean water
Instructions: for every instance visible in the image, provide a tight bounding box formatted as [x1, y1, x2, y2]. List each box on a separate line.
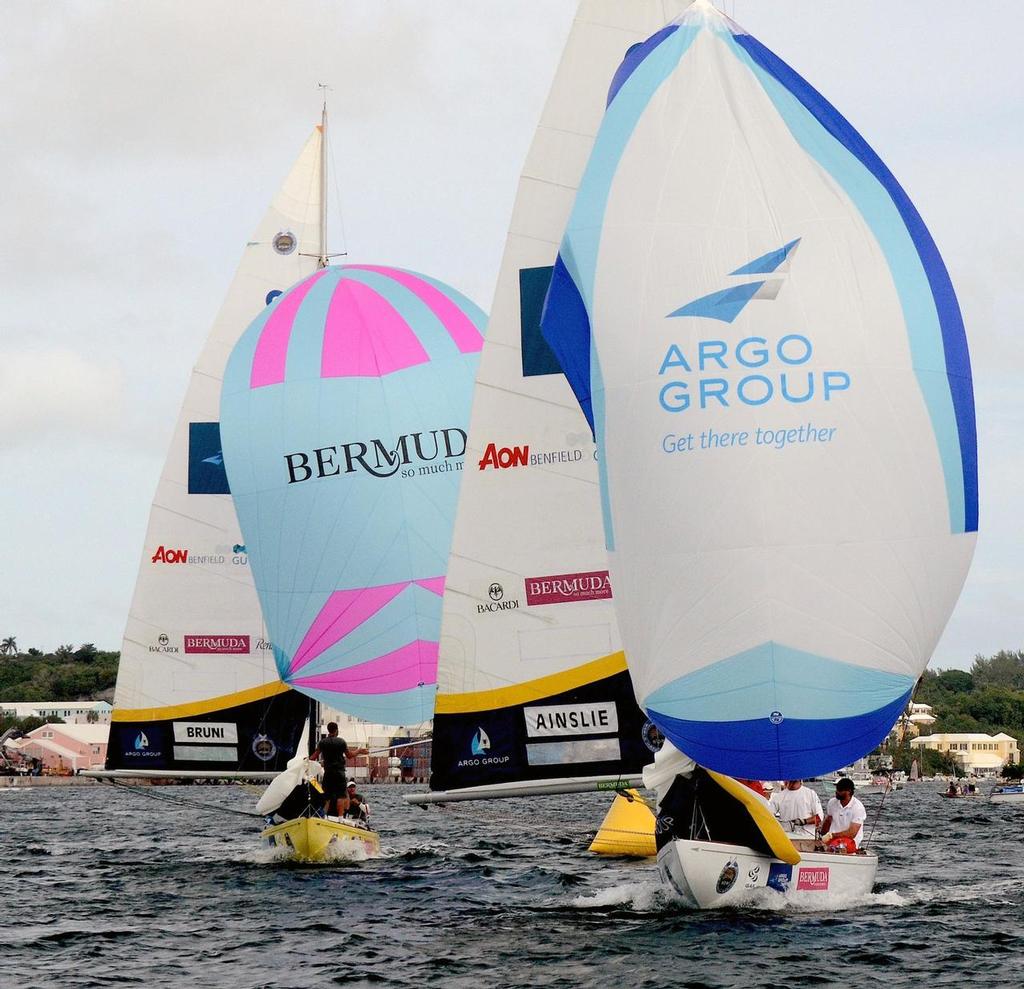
[1, 781, 1021, 989]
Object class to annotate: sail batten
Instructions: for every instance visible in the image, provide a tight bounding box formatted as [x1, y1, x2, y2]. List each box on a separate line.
[541, 5, 976, 780]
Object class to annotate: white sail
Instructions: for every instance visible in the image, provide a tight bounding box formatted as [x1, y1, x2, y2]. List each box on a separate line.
[542, 2, 977, 781]
[425, 1, 694, 798]
[108, 126, 325, 771]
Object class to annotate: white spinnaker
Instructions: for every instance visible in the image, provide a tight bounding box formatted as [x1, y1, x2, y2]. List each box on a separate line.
[438, 0, 694, 701]
[113, 128, 323, 719]
[566, 14, 975, 766]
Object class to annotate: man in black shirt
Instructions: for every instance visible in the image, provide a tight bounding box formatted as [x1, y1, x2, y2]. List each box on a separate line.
[311, 722, 358, 817]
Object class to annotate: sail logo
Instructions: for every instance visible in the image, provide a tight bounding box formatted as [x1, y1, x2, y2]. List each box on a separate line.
[134, 731, 149, 750]
[525, 571, 612, 607]
[716, 859, 739, 894]
[183, 635, 250, 655]
[796, 867, 830, 891]
[477, 443, 529, 470]
[148, 633, 180, 654]
[524, 703, 618, 738]
[284, 428, 467, 483]
[668, 239, 801, 325]
[188, 422, 231, 494]
[252, 735, 277, 761]
[658, 238, 851, 414]
[173, 722, 239, 744]
[477, 582, 520, 615]
[470, 728, 490, 756]
[151, 546, 188, 564]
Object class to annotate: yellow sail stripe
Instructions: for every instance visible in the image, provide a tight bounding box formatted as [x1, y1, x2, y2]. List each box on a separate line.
[706, 769, 802, 865]
[111, 680, 292, 723]
[434, 652, 627, 715]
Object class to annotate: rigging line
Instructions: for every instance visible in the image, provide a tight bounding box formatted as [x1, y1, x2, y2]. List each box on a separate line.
[101, 778, 266, 820]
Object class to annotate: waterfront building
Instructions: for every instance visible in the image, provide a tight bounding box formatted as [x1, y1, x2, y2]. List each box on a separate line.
[4, 722, 108, 773]
[910, 732, 1020, 776]
[0, 700, 112, 724]
[318, 710, 432, 782]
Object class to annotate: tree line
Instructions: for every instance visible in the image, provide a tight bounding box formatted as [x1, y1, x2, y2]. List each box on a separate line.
[0, 642, 119, 704]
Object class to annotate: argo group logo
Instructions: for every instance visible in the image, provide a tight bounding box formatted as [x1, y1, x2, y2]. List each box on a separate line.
[183, 635, 251, 655]
[476, 582, 520, 615]
[470, 728, 490, 756]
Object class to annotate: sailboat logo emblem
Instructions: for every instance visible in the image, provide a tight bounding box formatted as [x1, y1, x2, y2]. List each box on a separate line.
[134, 731, 149, 751]
[471, 728, 490, 756]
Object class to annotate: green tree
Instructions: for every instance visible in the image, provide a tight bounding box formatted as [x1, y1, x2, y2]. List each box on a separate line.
[54, 644, 74, 660]
[74, 643, 98, 663]
[971, 650, 1024, 691]
[1000, 762, 1024, 781]
[1, 637, 17, 656]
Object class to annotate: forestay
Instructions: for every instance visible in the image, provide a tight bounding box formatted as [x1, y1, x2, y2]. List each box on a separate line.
[542, 1, 976, 780]
[220, 266, 485, 727]
[107, 127, 324, 772]
[424, 1, 695, 800]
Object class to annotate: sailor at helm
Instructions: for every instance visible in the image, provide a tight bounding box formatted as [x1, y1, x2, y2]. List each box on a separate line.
[768, 780, 823, 847]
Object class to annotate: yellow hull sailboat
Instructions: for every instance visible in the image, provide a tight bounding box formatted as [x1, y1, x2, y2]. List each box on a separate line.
[261, 815, 380, 862]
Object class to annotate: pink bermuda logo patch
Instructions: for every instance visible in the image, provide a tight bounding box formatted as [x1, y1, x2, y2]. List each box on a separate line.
[525, 571, 612, 607]
[797, 867, 830, 891]
[184, 635, 250, 655]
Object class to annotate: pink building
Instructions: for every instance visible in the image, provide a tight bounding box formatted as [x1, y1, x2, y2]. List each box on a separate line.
[9, 723, 108, 773]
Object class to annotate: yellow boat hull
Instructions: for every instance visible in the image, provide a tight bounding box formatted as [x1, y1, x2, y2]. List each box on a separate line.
[589, 789, 657, 857]
[260, 816, 380, 862]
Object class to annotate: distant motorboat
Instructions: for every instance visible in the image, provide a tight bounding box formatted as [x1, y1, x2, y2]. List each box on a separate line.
[989, 784, 1024, 805]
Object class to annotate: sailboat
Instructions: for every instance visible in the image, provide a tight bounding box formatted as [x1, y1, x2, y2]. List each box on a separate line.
[103, 115, 328, 777]
[405, 0, 695, 813]
[541, 1, 976, 907]
[98, 103, 488, 863]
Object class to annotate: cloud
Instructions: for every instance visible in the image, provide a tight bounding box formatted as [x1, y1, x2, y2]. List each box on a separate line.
[0, 348, 126, 449]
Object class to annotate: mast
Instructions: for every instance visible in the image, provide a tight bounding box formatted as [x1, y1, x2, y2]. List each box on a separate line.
[318, 89, 328, 268]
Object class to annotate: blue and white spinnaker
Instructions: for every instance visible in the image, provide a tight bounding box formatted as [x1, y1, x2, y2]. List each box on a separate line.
[541, 1, 976, 780]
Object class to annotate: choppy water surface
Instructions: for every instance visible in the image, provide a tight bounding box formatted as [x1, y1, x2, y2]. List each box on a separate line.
[1, 781, 1022, 988]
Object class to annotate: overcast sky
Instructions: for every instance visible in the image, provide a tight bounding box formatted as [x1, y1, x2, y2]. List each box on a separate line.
[2, 1, 1020, 671]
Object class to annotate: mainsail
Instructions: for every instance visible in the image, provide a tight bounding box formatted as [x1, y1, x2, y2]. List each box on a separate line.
[542, 1, 976, 781]
[418, 1, 695, 802]
[107, 126, 327, 772]
[542, 1, 977, 782]
[220, 266, 486, 728]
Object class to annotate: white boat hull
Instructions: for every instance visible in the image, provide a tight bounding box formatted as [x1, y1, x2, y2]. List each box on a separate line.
[658, 839, 877, 910]
[990, 790, 1024, 804]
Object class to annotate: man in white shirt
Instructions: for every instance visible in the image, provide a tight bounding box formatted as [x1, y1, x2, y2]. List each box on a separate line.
[821, 777, 867, 853]
[769, 780, 823, 849]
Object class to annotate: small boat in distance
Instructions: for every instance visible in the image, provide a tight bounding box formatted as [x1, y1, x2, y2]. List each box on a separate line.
[989, 784, 1024, 805]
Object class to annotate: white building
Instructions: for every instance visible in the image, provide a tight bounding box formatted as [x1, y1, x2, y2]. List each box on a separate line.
[0, 701, 112, 724]
[910, 732, 1020, 776]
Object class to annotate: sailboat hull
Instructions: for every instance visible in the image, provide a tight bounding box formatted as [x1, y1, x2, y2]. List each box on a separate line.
[658, 839, 877, 910]
[260, 817, 380, 862]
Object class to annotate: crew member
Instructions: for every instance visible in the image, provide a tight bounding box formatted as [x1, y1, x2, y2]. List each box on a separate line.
[821, 777, 867, 853]
[344, 779, 371, 823]
[768, 779, 823, 850]
[310, 723, 365, 818]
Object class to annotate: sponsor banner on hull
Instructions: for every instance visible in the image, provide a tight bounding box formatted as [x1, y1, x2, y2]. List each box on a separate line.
[173, 722, 239, 744]
[183, 635, 250, 654]
[523, 702, 618, 737]
[172, 745, 239, 763]
[797, 867, 830, 891]
[525, 571, 612, 607]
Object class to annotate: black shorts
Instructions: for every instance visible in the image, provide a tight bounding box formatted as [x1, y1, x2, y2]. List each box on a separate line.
[322, 770, 347, 800]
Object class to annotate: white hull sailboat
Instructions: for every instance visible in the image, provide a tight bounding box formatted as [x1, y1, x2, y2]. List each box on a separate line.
[539, 1, 977, 905]
[659, 840, 877, 910]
